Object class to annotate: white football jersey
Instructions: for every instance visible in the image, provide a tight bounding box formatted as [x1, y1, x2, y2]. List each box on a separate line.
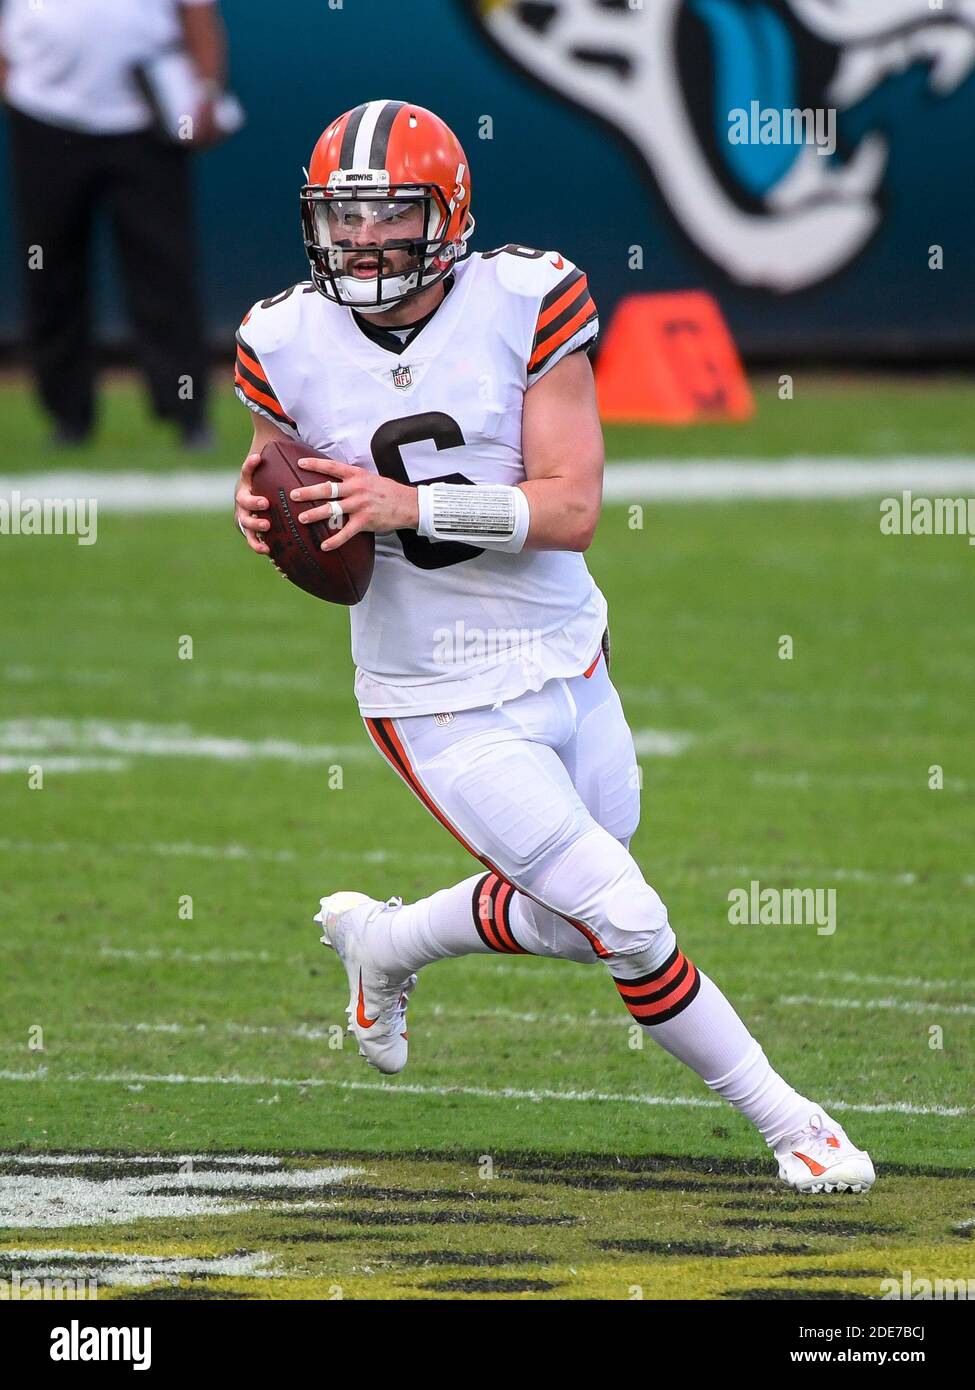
[235, 246, 607, 716]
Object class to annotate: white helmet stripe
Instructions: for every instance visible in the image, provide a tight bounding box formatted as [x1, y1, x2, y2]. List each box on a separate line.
[352, 100, 391, 170]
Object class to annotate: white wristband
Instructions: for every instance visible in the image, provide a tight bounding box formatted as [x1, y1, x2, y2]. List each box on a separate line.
[416, 482, 530, 554]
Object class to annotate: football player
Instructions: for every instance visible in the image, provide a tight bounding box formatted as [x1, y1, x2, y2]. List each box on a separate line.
[233, 100, 874, 1194]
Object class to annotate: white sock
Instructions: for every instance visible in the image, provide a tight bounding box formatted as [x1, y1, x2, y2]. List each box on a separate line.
[367, 873, 504, 974]
[612, 948, 814, 1147]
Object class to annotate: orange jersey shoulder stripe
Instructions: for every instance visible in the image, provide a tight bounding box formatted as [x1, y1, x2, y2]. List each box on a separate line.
[234, 368, 296, 426]
[235, 343, 271, 389]
[528, 295, 597, 371]
[535, 271, 588, 338]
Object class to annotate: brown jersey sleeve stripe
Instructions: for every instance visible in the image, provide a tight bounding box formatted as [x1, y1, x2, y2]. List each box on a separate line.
[529, 271, 588, 364]
[234, 330, 270, 380]
[528, 299, 597, 374]
[538, 267, 586, 320]
[234, 351, 276, 401]
[233, 371, 296, 429]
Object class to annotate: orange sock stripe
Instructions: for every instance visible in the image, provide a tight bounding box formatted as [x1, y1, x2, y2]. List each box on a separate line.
[474, 873, 506, 952]
[614, 957, 701, 1024]
[491, 878, 524, 953]
[625, 963, 700, 1020]
[365, 719, 608, 959]
[473, 873, 525, 954]
[615, 950, 688, 1000]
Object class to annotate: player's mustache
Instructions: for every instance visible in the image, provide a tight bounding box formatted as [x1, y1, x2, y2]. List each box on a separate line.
[338, 241, 424, 263]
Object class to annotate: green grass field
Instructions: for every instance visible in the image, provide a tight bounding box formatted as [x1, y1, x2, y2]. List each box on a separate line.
[1, 376, 973, 1299]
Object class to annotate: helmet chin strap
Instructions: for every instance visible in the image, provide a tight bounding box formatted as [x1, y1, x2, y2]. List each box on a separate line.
[335, 269, 421, 312]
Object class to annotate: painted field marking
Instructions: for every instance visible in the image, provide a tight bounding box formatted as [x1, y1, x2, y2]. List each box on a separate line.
[4, 459, 975, 510]
[753, 770, 971, 794]
[0, 1153, 364, 1229]
[0, 1153, 282, 1166]
[0, 1067, 968, 1119]
[781, 994, 975, 1017]
[6, 665, 961, 717]
[0, 718, 366, 766]
[0, 1249, 281, 1285]
[0, 836, 454, 870]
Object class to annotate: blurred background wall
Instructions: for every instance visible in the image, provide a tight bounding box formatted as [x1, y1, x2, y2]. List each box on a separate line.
[1, 0, 972, 361]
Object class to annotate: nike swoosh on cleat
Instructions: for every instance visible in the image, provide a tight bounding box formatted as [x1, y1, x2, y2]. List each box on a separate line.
[356, 970, 379, 1029]
[792, 1150, 828, 1177]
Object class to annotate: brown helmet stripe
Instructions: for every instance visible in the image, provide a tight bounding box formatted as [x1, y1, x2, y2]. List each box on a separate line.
[338, 103, 369, 167]
[368, 99, 406, 169]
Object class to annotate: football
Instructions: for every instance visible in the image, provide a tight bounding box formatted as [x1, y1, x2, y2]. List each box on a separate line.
[253, 439, 375, 604]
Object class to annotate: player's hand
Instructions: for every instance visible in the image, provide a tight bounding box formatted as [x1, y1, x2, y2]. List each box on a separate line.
[235, 451, 271, 555]
[290, 458, 420, 552]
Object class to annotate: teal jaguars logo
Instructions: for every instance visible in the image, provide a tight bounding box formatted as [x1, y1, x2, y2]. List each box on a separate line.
[465, 0, 975, 291]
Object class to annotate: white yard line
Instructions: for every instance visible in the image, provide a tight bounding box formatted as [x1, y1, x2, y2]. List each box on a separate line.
[0, 1066, 968, 1119]
[618, 684, 945, 712]
[3, 663, 337, 695]
[0, 756, 129, 774]
[4, 933, 972, 1001]
[4, 835, 949, 896]
[810, 968, 975, 993]
[3, 458, 975, 509]
[781, 994, 975, 1017]
[0, 718, 366, 765]
[631, 729, 694, 756]
[4, 666, 957, 714]
[0, 1153, 283, 1166]
[703, 863, 922, 887]
[600, 459, 975, 502]
[753, 770, 971, 794]
[0, 717, 691, 773]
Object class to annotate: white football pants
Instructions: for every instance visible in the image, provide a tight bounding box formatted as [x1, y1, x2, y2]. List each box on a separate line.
[364, 652, 679, 977]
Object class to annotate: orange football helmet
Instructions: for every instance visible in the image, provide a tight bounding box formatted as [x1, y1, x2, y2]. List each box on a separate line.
[300, 99, 474, 313]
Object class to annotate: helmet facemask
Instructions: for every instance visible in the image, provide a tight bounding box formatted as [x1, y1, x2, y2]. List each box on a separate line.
[300, 179, 472, 313]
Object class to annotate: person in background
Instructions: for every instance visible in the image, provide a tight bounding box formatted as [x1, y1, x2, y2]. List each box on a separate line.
[0, 0, 228, 448]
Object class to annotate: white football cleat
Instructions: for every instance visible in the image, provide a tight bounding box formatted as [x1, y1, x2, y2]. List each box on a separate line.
[315, 891, 416, 1076]
[775, 1111, 876, 1193]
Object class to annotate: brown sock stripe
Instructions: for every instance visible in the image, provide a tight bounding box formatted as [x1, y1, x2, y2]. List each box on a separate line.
[612, 946, 702, 1024]
[471, 873, 527, 954]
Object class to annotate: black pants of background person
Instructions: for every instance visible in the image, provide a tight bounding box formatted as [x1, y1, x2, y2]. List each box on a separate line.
[6, 105, 209, 443]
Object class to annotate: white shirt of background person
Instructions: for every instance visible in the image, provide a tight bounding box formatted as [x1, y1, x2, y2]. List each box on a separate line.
[0, 0, 217, 135]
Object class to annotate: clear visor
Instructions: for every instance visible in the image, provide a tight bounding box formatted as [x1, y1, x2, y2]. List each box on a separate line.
[310, 195, 442, 277]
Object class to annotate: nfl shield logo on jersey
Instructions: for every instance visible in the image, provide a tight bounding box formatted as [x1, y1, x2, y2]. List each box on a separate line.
[392, 363, 413, 389]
